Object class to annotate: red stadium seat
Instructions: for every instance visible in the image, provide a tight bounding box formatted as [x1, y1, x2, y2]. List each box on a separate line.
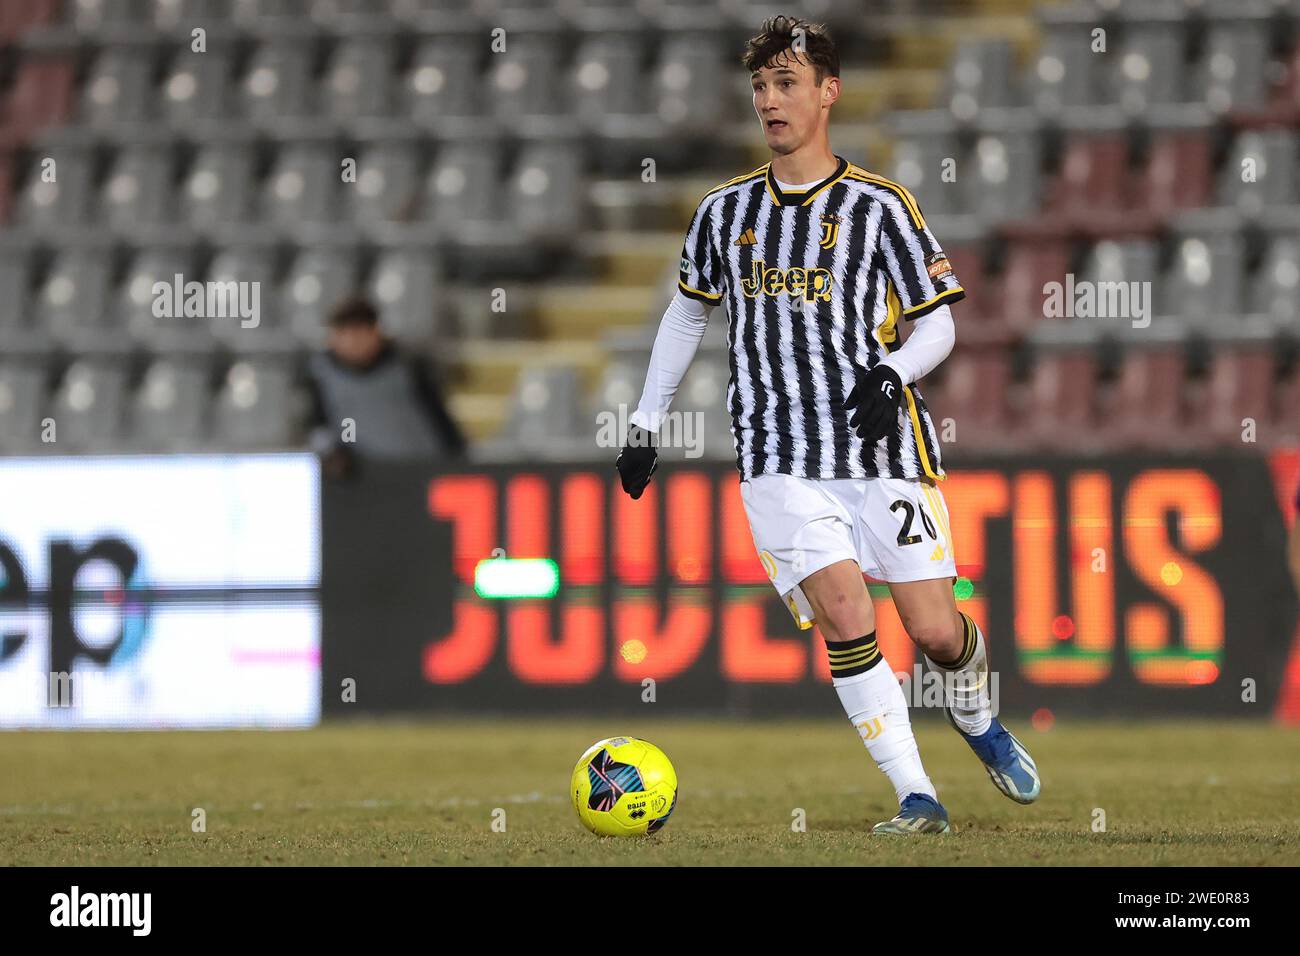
[1141, 131, 1213, 216]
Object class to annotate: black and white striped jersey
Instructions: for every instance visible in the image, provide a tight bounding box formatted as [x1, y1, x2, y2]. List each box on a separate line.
[677, 155, 964, 483]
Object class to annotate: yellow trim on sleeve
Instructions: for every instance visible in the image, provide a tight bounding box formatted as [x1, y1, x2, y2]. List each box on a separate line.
[902, 286, 965, 317]
[677, 278, 722, 302]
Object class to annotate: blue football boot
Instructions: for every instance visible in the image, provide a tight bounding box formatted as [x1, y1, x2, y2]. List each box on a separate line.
[947, 711, 1041, 804]
[871, 792, 951, 835]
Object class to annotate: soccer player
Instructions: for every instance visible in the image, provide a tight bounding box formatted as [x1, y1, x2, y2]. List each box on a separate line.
[616, 16, 1039, 834]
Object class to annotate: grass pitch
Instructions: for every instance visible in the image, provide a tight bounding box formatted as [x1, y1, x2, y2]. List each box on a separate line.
[2, 717, 1297, 866]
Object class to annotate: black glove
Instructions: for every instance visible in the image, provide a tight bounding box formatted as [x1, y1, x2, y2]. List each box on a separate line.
[616, 425, 658, 499]
[844, 363, 904, 443]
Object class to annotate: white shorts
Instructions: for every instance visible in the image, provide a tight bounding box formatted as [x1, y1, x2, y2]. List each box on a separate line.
[739, 473, 958, 629]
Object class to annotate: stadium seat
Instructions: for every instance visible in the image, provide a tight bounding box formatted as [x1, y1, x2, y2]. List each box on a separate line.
[1111, 15, 1185, 113]
[212, 357, 299, 448]
[161, 46, 235, 127]
[130, 355, 212, 448]
[98, 143, 176, 230]
[80, 45, 156, 129]
[345, 140, 422, 225]
[1198, 9, 1271, 113]
[36, 243, 117, 349]
[1031, 8, 1101, 112]
[50, 357, 131, 449]
[1164, 225, 1245, 326]
[117, 244, 207, 350]
[322, 35, 395, 121]
[655, 33, 725, 132]
[503, 364, 585, 454]
[0, 55, 75, 142]
[0, 361, 50, 451]
[1105, 323, 1192, 449]
[240, 37, 316, 125]
[1252, 233, 1300, 321]
[942, 38, 1018, 120]
[365, 245, 439, 346]
[405, 36, 483, 127]
[1023, 323, 1104, 451]
[180, 139, 258, 226]
[15, 145, 96, 231]
[1218, 129, 1298, 211]
[280, 243, 361, 347]
[261, 141, 339, 227]
[961, 117, 1041, 224]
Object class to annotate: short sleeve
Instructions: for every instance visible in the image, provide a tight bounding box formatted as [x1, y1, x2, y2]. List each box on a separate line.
[878, 187, 966, 320]
[677, 198, 724, 306]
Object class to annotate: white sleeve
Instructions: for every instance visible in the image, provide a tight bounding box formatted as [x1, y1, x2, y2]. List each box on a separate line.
[878, 303, 954, 385]
[629, 290, 711, 433]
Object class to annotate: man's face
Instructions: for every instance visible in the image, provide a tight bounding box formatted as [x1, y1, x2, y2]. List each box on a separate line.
[328, 322, 384, 367]
[751, 51, 837, 155]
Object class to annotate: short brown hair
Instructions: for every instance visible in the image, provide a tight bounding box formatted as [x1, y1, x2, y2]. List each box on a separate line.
[743, 15, 839, 85]
[328, 295, 378, 328]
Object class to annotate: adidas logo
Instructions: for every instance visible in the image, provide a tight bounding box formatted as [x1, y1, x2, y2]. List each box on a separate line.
[734, 228, 758, 246]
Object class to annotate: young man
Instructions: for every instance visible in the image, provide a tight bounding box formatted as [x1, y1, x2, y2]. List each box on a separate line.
[616, 16, 1039, 834]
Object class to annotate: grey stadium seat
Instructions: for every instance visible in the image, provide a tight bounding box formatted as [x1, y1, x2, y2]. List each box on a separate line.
[510, 142, 582, 236]
[181, 141, 257, 226]
[1251, 235, 1300, 322]
[262, 142, 339, 226]
[887, 113, 964, 217]
[942, 38, 1017, 120]
[117, 245, 202, 348]
[213, 358, 298, 448]
[345, 141, 421, 225]
[0, 362, 50, 451]
[50, 359, 131, 450]
[570, 34, 646, 122]
[506, 365, 584, 453]
[961, 122, 1041, 223]
[161, 47, 235, 127]
[98, 144, 175, 229]
[656, 34, 725, 130]
[1198, 13, 1271, 114]
[280, 245, 361, 347]
[205, 244, 282, 348]
[240, 37, 316, 124]
[421, 140, 503, 229]
[1031, 11, 1101, 112]
[405, 37, 482, 124]
[488, 35, 563, 120]
[366, 246, 438, 346]
[1218, 130, 1298, 212]
[0, 242, 34, 332]
[1164, 229, 1245, 324]
[15, 146, 96, 231]
[1112, 19, 1185, 113]
[322, 36, 394, 121]
[131, 356, 212, 448]
[79, 46, 155, 128]
[37, 245, 116, 347]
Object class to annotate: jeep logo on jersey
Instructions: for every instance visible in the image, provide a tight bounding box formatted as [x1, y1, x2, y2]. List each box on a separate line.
[741, 259, 833, 302]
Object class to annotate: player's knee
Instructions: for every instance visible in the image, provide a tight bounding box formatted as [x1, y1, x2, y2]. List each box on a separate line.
[908, 614, 964, 662]
[814, 589, 873, 644]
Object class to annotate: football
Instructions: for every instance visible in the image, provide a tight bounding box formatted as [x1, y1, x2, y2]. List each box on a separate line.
[571, 737, 678, 837]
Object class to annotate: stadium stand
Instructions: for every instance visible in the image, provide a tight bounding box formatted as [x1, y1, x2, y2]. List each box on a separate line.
[0, 0, 1296, 457]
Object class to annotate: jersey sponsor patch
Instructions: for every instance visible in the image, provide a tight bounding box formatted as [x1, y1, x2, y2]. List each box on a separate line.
[926, 252, 953, 281]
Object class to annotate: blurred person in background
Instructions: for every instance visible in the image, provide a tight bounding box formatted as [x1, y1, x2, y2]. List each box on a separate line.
[307, 296, 466, 478]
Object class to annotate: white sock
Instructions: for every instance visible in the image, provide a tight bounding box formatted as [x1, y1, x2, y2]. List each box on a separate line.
[926, 612, 993, 737]
[827, 631, 937, 805]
